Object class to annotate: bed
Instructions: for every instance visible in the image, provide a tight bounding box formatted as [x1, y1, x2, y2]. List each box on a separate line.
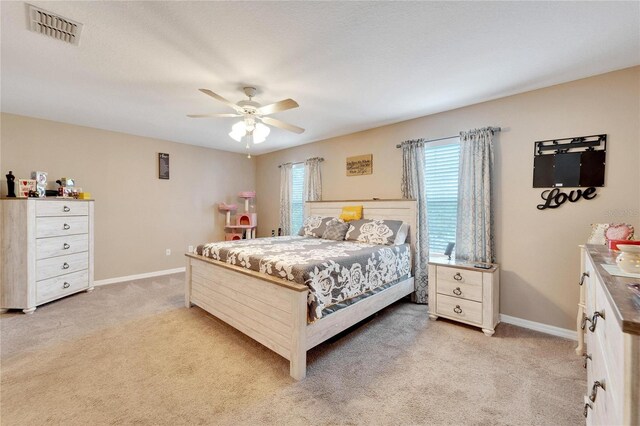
[184, 199, 417, 380]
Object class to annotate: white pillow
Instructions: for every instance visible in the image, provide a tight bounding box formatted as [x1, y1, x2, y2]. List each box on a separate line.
[394, 223, 409, 245]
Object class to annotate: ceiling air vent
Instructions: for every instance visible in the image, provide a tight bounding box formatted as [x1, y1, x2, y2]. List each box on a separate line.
[27, 4, 83, 46]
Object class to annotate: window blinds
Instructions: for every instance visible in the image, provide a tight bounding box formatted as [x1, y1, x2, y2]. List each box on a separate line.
[290, 164, 305, 235]
[424, 140, 460, 254]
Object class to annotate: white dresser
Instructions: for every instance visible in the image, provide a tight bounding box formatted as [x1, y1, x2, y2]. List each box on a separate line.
[427, 260, 500, 336]
[580, 245, 640, 425]
[1, 198, 94, 314]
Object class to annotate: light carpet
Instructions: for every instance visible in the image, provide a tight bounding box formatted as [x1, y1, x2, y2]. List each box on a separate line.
[1, 273, 585, 425]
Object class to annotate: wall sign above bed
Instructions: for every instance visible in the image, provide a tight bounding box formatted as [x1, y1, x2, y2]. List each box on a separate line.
[533, 134, 606, 209]
[346, 154, 373, 176]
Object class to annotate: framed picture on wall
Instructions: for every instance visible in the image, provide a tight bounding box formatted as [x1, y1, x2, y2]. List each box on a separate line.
[346, 154, 373, 176]
[158, 153, 170, 179]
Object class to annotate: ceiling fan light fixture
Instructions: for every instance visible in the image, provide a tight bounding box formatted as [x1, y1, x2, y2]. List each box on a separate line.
[252, 123, 270, 144]
[229, 121, 246, 142]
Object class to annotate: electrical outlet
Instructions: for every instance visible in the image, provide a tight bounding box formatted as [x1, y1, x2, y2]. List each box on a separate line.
[188, 245, 194, 253]
[165, 249, 171, 256]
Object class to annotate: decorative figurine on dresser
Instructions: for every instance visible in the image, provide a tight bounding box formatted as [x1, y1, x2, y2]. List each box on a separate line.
[0, 197, 95, 314]
[427, 260, 500, 336]
[5, 171, 16, 198]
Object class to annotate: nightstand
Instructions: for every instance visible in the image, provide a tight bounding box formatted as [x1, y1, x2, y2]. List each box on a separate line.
[427, 260, 500, 336]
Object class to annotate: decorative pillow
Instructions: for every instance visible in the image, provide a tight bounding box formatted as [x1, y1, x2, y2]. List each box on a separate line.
[339, 205, 363, 222]
[298, 216, 342, 238]
[588, 223, 635, 245]
[321, 221, 350, 241]
[345, 219, 404, 245]
[605, 224, 634, 241]
[588, 223, 610, 245]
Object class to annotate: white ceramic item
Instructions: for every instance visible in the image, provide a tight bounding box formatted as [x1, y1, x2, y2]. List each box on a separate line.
[615, 244, 640, 274]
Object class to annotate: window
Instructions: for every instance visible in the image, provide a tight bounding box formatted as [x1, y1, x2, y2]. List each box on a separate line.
[290, 164, 305, 234]
[424, 138, 460, 256]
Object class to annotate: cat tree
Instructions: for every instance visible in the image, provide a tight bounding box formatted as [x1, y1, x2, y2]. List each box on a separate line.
[219, 191, 257, 240]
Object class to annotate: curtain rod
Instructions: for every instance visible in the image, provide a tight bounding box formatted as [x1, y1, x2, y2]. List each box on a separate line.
[278, 157, 324, 168]
[395, 127, 502, 148]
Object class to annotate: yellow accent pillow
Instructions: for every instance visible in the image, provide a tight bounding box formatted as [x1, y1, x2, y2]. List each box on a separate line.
[340, 205, 363, 222]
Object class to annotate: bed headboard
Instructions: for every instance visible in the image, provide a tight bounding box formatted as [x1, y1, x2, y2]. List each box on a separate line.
[305, 199, 418, 256]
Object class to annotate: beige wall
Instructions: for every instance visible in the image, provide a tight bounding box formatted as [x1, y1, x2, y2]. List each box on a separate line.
[256, 66, 640, 330]
[0, 114, 255, 280]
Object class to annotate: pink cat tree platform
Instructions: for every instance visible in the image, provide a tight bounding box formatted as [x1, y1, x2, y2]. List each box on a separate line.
[219, 191, 257, 240]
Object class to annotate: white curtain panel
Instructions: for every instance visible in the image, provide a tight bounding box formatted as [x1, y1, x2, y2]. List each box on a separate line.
[279, 163, 293, 235]
[304, 157, 322, 202]
[401, 140, 429, 304]
[456, 127, 495, 263]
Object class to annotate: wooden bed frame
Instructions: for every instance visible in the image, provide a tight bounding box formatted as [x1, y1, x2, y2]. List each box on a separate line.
[184, 199, 417, 380]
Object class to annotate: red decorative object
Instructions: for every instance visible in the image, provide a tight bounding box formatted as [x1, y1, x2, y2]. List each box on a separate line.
[609, 239, 640, 251]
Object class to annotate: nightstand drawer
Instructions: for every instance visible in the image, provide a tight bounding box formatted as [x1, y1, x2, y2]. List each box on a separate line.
[438, 266, 483, 287]
[437, 279, 482, 302]
[36, 216, 88, 238]
[36, 201, 89, 217]
[436, 294, 482, 325]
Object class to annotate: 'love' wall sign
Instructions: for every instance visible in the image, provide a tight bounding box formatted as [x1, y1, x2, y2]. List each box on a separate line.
[537, 187, 597, 210]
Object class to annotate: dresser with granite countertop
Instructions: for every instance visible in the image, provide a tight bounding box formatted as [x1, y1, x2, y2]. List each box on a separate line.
[578, 245, 639, 425]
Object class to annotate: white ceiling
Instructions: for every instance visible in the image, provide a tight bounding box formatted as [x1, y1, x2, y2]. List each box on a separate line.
[1, 1, 639, 155]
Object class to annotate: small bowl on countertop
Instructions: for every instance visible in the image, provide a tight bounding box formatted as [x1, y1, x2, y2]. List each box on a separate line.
[616, 244, 640, 274]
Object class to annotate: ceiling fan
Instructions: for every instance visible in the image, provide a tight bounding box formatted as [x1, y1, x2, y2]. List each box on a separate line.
[187, 87, 305, 145]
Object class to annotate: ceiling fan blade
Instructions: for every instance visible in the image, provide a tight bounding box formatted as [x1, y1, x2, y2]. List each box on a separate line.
[187, 113, 241, 118]
[261, 117, 305, 134]
[199, 89, 244, 113]
[256, 99, 299, 116]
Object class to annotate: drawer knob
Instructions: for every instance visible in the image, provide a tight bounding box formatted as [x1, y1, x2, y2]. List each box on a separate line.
[588, 311, 604, 332]
[582, 353, 591, 369]
[453, 305, 463, 314]
[453, 273, 463, 281]
[63, 243, 70, 250]
[63, 282, 70, 289]
[579, 271, 589, 286]
[63, 206, 70, 212]
[63, 223, 70, 230]
[453, 287, 462, 296]
[583, 401, 592, 418]
[62, 262, 70, 270]
[589, 381, 605, 402]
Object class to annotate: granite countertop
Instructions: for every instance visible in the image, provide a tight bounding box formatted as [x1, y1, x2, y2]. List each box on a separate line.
[586, 244, 640, 335]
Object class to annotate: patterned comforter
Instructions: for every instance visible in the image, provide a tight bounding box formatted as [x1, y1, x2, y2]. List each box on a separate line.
[196, 236, 411, 322]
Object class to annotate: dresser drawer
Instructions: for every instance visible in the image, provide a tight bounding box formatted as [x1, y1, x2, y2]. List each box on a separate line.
[36, 201, 89, 217]
[587, 338, 621, 426]
[36, 216, 88, 238]
[437, 279, 482, 302]
[36, 252, 88, 281]
[36, 269, 89, 304]
[592, 281, 624, 407]
[36, 234, 89, 260]
[436, 294, 482, 325]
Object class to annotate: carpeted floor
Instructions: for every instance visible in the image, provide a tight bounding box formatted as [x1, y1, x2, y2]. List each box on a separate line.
[1, 273, 585, 425]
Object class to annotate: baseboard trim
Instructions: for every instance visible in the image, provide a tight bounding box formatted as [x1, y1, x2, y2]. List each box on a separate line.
[500, 314, 577, 341]
[94, 267, 186, 286]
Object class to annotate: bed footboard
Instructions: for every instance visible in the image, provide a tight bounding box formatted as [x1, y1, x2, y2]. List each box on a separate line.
[185, 254, 310, 380]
